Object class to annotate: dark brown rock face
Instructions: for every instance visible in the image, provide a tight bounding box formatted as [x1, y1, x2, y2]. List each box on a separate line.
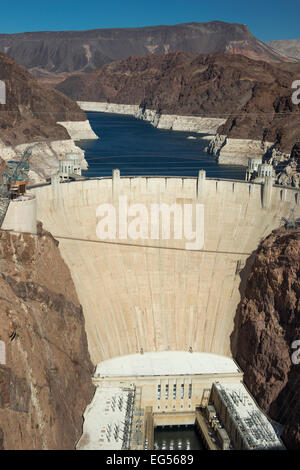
[56, 52, 300, 154]
[291, 142, 300, 163]
[232, 228, 300, 449]
[0, 52, 86, 146]
[0, 223, 94, 449]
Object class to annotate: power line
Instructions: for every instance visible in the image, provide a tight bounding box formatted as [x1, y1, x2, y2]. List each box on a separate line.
[52, 233, 252, 256]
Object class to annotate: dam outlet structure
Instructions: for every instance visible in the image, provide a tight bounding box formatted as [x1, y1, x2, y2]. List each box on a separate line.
[29, 171, 299, 449]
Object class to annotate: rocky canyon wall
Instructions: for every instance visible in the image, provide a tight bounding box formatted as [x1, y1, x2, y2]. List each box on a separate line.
[232, 228, 300, 449]
[0, 223, 94, 449]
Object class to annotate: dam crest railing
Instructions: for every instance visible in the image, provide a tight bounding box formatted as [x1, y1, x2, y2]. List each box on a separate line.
[28, 175, 300, 192]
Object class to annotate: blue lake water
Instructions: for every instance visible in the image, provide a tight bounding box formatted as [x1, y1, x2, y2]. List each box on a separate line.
[77, 112, 246, 179]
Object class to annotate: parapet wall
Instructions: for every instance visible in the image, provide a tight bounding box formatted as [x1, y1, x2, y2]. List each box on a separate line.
[30, 175, 300, 364]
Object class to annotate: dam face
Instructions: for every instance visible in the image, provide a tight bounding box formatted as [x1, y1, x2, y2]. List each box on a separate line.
[30, 175, 300, 365]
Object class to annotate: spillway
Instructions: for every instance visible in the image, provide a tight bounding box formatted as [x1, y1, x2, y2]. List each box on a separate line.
[30, 174, 300, 365]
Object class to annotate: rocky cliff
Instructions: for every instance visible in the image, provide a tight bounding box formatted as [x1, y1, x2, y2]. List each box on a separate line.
[0, 222, 94, 449]
[274, 142, 300, 188]
[0, 52, 97, 183]
[0, 52, 85, 146]
[232, 228, 300, 449]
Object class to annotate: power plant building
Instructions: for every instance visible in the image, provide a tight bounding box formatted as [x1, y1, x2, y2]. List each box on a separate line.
[209, 382, 285, 450]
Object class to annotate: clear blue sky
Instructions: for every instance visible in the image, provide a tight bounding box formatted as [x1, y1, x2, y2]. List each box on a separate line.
[0, 0, 299, 41]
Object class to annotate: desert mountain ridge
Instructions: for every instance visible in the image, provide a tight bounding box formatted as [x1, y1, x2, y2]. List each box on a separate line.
[266, 39, 300, 61]
[0, 21, 294, 85]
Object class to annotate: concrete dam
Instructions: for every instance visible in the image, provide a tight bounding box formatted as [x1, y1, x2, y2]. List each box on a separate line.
[29, 173, 300, 366]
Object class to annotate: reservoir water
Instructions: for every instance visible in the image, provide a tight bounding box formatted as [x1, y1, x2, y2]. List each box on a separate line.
[78, 112, 246, 179]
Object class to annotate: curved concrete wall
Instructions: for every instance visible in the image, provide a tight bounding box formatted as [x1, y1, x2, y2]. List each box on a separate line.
[30, 176, 300, 365]
[2, 195, 37, 234]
